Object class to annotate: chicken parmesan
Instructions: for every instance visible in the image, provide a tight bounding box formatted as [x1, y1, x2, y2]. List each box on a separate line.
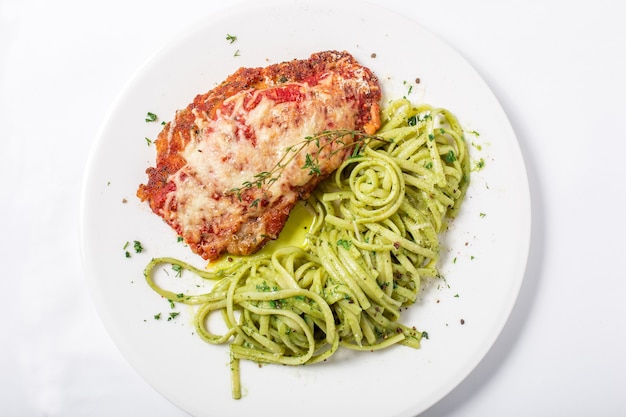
[137, 50, 381, 261]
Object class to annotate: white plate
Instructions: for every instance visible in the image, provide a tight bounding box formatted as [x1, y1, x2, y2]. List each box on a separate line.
[80, 1, 530, 416]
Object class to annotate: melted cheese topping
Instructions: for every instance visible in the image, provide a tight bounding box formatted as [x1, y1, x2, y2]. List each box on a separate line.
[167, 74, 362, 235]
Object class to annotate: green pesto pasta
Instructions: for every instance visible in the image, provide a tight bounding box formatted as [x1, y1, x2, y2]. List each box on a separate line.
[144, 98, 470, 399]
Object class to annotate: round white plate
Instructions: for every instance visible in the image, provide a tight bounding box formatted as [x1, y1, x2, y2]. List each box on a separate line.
[80, 1, 531, 416]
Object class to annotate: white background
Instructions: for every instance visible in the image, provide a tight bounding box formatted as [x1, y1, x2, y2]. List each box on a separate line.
[1, 0, 625, 416]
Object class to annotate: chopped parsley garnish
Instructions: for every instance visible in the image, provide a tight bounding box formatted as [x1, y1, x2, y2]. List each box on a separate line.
[444, 150, 457, 163]
[473, 158, 486, 171]
[171, 264, 183, 277]
[145, 137, 152, 146]
[123, 241, 140, 258]
[337, 239, 352, 250]
[226, 33, 237, 44]
[145, 112, 158, 122]
[133, 240, 144, 253]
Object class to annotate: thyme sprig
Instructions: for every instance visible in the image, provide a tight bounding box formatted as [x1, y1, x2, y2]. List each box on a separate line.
[230, 129, 387, 201]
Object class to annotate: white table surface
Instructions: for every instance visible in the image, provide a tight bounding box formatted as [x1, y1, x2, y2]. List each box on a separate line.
[2, 0, 625, 416]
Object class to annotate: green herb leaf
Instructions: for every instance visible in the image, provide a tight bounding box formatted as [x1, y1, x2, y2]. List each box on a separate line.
[350, 143, 362, 158]
[145, 112, 158, 122]
[337, 239, 352, 250]
[133, 240, 144, 253]
[172, 264, 183, 277]
[444, 150, 457, 163]
[226, 33, 237, 44]
[303, 153, 322, 176]
[474, 158, 485, 170]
